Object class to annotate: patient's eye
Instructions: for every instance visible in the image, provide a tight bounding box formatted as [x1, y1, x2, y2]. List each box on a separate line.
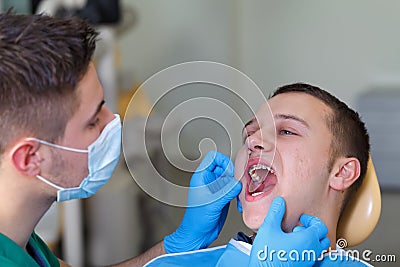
[242, 127, 259, 143]
[279, 129, 295, 135]
[242, 119, 260, 143]
[242, 130, 253, 143]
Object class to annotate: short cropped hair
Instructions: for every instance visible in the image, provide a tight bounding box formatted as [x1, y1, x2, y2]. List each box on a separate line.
[271, 83, 370, 214]
[0, 11, 98, 158]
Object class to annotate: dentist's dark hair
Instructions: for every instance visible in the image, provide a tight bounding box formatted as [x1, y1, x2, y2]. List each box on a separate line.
[0, 11, 98, 157]
[271, 83, 370, 216]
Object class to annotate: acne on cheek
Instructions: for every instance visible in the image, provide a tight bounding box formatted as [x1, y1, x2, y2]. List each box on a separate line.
[292, 152, 313, 183]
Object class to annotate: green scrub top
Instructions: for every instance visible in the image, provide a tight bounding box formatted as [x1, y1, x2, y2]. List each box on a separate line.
[0, 232, 60, 267]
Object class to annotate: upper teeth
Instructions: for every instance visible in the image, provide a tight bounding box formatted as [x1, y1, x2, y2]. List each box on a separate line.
[248, 164, 274, 182]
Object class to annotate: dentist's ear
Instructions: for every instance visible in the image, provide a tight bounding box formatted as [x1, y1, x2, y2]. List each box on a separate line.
[11, 140, 42, 177]
[329, 157, 361, 191]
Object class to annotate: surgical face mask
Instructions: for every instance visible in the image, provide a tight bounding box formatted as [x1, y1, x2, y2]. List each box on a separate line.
[29, 114, 121, 202]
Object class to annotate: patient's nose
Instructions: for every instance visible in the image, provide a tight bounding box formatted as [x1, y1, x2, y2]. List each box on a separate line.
[246, 130, 274, 152]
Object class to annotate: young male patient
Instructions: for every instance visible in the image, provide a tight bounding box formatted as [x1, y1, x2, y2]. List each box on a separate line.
[238, 83, 372, 266]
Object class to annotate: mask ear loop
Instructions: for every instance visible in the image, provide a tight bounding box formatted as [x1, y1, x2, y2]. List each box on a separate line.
[8, 138, 69, 191]
[22, 138, 86, 190]
[25, 138, 88, 153]
[36, 174, 65, 190]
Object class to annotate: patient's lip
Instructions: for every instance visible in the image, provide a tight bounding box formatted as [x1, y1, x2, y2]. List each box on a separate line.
[245, 183, 275, 202]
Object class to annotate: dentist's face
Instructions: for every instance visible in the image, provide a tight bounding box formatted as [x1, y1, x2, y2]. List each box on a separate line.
[41, 63, 114, 190]
[235, 92, 333, 232]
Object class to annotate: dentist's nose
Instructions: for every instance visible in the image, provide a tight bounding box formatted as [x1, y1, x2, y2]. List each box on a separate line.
[100, 106, 115, 132]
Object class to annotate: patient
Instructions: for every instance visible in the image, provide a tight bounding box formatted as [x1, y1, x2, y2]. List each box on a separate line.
[237, 83, 371, 266]
[145, 83, 371, 266]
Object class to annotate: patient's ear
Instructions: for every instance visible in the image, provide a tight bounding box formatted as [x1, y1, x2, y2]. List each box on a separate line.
[329, 157, 361, 191]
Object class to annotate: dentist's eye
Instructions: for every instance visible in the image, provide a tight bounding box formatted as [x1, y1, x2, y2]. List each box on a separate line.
[89, 118, 100, 128]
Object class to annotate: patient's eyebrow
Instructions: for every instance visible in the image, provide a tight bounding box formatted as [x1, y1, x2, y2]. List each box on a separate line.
[274, 113, 310, 129]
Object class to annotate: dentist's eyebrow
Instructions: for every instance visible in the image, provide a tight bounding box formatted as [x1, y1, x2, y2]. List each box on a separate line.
[274, 113, 310, 129]
[87, 100, 105, 124]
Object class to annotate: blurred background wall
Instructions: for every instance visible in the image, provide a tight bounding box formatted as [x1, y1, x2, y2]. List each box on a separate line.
[2, 0, 399, 266]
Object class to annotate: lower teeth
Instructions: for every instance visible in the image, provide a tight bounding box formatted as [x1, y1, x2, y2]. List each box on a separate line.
[251, 192, 263, 197]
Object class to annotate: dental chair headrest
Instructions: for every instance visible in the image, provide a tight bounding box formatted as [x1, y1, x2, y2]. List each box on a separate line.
[337, 157, 381, 247]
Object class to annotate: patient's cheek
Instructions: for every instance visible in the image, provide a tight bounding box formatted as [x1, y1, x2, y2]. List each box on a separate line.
[234, 163, 245, 181]
[233, 147, 247, 181]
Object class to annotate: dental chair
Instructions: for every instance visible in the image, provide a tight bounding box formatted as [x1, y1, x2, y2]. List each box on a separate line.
[337, 157, 381, 247]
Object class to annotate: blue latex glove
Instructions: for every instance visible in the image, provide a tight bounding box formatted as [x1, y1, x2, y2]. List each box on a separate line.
[237, 196, 243, 213]
[164, 151, 242, 253]
[250, 196, 330, 267]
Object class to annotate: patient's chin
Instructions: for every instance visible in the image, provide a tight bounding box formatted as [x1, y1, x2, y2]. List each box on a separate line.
[242, 210, 292, 232]
[242, 212, 264, 232]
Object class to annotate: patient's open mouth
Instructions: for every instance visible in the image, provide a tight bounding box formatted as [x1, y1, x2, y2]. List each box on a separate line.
[246, 160, 277, 200]
[248, 164, 274, 193]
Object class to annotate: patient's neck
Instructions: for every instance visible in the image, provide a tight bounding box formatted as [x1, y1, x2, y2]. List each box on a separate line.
[318, 193, 342, 249]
